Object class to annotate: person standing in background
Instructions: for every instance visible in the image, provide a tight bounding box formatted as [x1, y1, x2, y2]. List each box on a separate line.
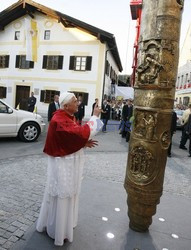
[179, 104, 191, 150]
[48, 95, 60, 122]
[91, 98, 98, 116]
[121, 99, 133, 138]
[101, 100, 111, 132]
[28, 92, 36, 112]
[74, 96, 85, 125]
[168, 110, 177, 157]
[185, 113, 191, 157]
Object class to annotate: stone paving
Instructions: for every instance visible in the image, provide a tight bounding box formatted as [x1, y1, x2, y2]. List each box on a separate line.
[0, 129, 191, 249]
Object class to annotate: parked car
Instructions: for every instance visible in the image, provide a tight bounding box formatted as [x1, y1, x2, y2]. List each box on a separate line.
[175, 109, 184, 128]
[0, 99, 46, 142]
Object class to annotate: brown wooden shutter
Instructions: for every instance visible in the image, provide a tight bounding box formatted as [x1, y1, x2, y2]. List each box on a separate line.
[5, 56, 10, 68]
[42, 56, 48, 69]
[58, 56, 64, 69]
[30, 61, 34, 68]
[86, 56, 92, 71]
[40, 90, 45, 102]
[69, 56, 75, 70]
[15, 55, 20, 68]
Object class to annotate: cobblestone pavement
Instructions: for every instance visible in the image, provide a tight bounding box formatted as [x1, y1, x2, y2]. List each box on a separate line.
[0, 129, 191, 249]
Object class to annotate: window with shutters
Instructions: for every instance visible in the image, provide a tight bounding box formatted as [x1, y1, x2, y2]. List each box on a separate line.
[42, 55, 63, 70]
[0, 87, 7, 99]
[15, 55, 34, 69]
[44, 30, 50, 40]
[75, 56, 87, 71]
[0, 55, 9, 68]
[40, 90, 60, 103]
[69, 56, 92, 71]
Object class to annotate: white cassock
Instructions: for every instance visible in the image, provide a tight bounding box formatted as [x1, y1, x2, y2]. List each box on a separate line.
[36, 116, 102, 246]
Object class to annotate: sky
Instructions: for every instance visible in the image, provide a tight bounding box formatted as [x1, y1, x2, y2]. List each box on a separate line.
[0, 0, 190, 74]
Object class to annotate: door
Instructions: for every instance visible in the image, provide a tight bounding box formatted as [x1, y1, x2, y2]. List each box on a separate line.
[0, 101, 17, 134]
[15, 85, 30, 110]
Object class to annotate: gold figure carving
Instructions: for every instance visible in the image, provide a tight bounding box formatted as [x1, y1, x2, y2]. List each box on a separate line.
[137, 41, 163, 85]
[134, 110, 157, 141]
[124, 0, 184, 232]
[130, 145, 154, 182]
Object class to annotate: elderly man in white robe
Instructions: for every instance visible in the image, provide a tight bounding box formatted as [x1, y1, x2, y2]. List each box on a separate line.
[36, 92, 103, 246]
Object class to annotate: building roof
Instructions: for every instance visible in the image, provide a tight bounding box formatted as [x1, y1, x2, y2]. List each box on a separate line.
[0, 0, 123, 71]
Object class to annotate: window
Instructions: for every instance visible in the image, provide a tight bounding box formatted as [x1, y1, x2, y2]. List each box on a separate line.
[177, 77, 180, 87]
[110, 66, 113, 78]
[0, 101, 8, 113]
[183, 96, 190, 106]
[105, 60, 110, 76]
[0, 55, 9, 68]
[69, 56, 92, 71]
[0, 87, 7, 99]
[185, 73, 188, 83]
[181, 75, 184, 84]
[71, 91, 89, 106]
[14, 31, 20, 40]
[44, 30, 50, 40]
[40, 90, 60, 103]
[42, 55, 63, 70]
[15, 55, 34, 69]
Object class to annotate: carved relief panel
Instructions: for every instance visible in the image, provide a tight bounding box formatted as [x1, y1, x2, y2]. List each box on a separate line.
[135, 39, 178, 88]
[128, 144, 157, 185]
[134, 109, 158, 141]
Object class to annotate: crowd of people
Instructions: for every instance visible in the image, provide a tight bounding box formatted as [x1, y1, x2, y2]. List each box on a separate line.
[43, 94, 191, 158]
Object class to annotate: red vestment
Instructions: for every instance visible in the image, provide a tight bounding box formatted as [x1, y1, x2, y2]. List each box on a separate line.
[43, 110, 90, 157]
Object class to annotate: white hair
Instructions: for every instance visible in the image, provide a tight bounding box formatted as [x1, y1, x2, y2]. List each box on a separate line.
[59, 92, 75, 109]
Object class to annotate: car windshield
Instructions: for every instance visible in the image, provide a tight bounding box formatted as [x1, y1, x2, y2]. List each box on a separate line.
[175, 110, 184, 116]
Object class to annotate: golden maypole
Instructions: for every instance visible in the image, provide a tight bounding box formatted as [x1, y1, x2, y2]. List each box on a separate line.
[124, 0, 184, 231]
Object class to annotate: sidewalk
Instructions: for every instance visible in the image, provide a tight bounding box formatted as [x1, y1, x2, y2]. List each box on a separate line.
[0, 121, 190, 250]
[12, 178, 191, 250]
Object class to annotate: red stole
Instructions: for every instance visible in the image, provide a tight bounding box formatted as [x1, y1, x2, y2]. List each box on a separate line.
[44, 110, 90, 157]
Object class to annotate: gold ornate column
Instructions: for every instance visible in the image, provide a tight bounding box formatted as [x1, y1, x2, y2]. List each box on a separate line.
[124, 0, 184, 232]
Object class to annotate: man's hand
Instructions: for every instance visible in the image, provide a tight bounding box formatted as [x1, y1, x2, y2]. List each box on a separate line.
[93, 104, 102, 117]
[85, 139, 98, 148]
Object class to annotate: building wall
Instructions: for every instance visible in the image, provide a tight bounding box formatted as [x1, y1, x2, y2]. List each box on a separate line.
[175, 23, 191, 107]
[0, 13, 119, 118]
[175, 61, 191, 106]
[103, 45, 119, 99]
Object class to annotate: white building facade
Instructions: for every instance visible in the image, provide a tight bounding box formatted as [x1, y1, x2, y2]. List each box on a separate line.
[0, 0, 122, 118]
[175, 24, 191, 106]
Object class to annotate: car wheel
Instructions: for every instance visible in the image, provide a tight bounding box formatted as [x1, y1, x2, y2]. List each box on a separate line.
[18, 122, 40, 142]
